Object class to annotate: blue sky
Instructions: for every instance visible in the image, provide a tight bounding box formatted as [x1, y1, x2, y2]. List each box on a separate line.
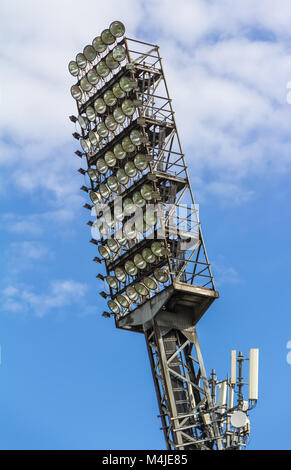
[1, 0, 291, 449]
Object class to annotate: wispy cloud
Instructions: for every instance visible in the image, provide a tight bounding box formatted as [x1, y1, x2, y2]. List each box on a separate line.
[1, 280, 88, 317]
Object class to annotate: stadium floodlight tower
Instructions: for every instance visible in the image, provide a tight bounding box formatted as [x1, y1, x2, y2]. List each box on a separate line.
[69, 21, 259, 450]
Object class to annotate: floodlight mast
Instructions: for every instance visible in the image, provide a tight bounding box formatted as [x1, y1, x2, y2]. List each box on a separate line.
[69, 22, 258, 450]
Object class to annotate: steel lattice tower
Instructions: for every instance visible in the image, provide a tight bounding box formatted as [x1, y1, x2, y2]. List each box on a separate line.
[69, 22, 259, 450]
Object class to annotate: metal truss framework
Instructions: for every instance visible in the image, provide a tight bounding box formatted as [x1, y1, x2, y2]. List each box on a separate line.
[145, 324, 223, 450]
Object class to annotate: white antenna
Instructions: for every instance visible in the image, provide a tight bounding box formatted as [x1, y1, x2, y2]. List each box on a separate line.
[217, 381, 227, 413]
[231, 349, 236, 384]
[248, 348, 259, 400]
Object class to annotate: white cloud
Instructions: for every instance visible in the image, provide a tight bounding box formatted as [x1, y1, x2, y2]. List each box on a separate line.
[1, 279, 88, 317]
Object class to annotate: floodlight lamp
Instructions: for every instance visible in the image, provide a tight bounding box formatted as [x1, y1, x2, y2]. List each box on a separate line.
[151, 241, 165, 257]
[142, 248, 156, 264]
[154, 269, 169, 283]
[101, 29, 115, 45]
[126, 286, 139, 301]
[94, 98, 106, 114]
[108, 299, 120, 314]
[116, 169, 129, 185]
[90, 191, 101, 205]
[144, 277, 158, 290]
[92, 36, 107, 53]
[71, 85, 82, 101]
[80, 77, 93, 92]
[96, 158, 108, 174]
[107, 238, 120, 253]
[134, 154, 148, 171]
[117, 294, 130, 308]
[121, 99, 135, 117]
[123, 197, 135, 215]
[130, 130, 143, 146]
[87, 68, 99, 85]
[113, 107, 126, 124]
[86, 106, 96, 121]
[68, 60, 79, 76]
[105, 53, 119, 71]
[132, 191, 146, 208]
[124, 162, 137, 178]
[78, 115, 89, 130]
[80, 138, 91, 153]
[125, 260, 138, 276]
[105, 116, 117, 132]
[109, 21, 125, 38]
[124, 223, 137, 239]
[134, 254, 147, 270]
[107, 176, 119, 193]
[104, 151, 116, 167]
[135, 282, 149, 296]
[106, 276, 118, 289]
[96, 122, 109, 138]
[104, 90, 117, 107]
[99, 183, 111, 200]
[122, 136, 136, 153]
[96, 60, 110, 78]
[140, 184, 154, 201]
[114, 143, 126, 160]
[89, 130, 99, 147]
[83, 44, 97, 62]
[112, 83, 126, 99]
[115, 267, 126, 282]
[98, 245, 111, 259]
[76, 53, 87, 69]
[112, 45, 126, 62]
[88, 168, 98, 182]
[120, 76, 135, 92]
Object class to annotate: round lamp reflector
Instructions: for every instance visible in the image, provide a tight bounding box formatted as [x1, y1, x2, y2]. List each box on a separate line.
[125, 260, 138, 276]
[92, 36, 107, 53]
[68, 61, 79, 76]
[154, 269, 169, 283]
[112, 45, 126, 62]
[113, 107, 126, 124]
[94, 98, 106, 114]
[83, 45, 97, 62]
[144, 277, 158, 291]
[115, 267, 126, 283]
[71, 85, 82, 101]
[112, 83, 126, 99]
[134, 254, 147, 270]
[86, 106, 96, 122]
[116, 169, 129, 186]
[114, 143, 126, 160]
[104, 90, 117, 107]
[101, 28, 115, 45]
[108, 300, 120, 314]
[104, 151, 116, 167]
[122, 136, 135, 153]
[142, 248, 156, 264]
[135, 282, 149, 296]
[98, 245, 111, 259]
[105, 52, 119, 70]
[134, 154, 148, 171]
[96, 60, 110, 78]
[109, 21, 125, 38]
[96, 158, 108, 174]
[76, 53, 87, 69]
[126, 286, 139, 301]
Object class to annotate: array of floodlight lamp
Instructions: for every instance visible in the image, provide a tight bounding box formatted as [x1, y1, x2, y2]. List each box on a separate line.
[69, 21, 194, 319]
